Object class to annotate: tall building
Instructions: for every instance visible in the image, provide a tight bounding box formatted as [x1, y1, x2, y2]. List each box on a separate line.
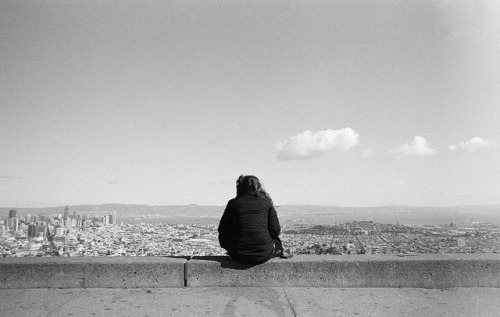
[8, 209, 17, 218]
[109, 212, 116, 225]
[64, 206, 69, 218]
[36, 225, 46, 238]
[6, 217, 19, 232]
[12, 217, 18, 232]
[28, 224, 37, 238]
[55, 226, 63, 236]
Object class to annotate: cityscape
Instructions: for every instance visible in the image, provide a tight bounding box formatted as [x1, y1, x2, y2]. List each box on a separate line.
[1, 207, 499, 258]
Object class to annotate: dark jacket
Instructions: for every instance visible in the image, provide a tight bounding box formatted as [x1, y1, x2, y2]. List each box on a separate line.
[218, 194, 281, 263]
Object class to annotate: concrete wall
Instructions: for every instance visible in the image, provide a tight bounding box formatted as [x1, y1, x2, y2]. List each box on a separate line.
[187, 254, 500, 288]
[1, 254, 499, 289]
[0, 257, 186, 288]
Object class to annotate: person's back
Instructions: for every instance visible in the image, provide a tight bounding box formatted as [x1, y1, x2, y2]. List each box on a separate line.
[218, 193, 280, 263]
[218, 175, 282, 263]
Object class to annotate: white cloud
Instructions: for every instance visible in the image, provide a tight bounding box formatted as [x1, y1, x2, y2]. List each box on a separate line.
[276, 128, 359, 161]
[449, 137, 495, 152]
[391, 136, 437, 158]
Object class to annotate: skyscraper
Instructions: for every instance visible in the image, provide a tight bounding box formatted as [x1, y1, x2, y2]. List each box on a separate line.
[55, 226, 63, 236]
[36, 225, 46, 238]
[12, 217, 18, 232]
[28, 224, 37, 238]
[64, 206, 69, 219]
[8, 209, 17, 218]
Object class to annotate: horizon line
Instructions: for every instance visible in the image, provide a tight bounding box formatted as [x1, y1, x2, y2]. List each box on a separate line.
[2, 203, 500, 210]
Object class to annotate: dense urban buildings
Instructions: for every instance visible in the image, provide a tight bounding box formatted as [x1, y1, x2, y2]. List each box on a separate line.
[1, 208, 499, 257]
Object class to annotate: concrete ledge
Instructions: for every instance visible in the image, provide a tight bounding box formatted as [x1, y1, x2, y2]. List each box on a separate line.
[0, 257, 186, 289]
[2, 254, 500, 289]
[186, 254, 500, 288]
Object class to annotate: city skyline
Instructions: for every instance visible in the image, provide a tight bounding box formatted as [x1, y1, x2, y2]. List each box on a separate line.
[1, 1, 499, 208]
[2, 209, 500, 258]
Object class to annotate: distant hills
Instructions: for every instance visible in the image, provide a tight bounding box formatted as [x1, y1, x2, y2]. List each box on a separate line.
[279, 204, 500, 216]
[0, 204, 224, 219]
[1, 203, 499, 221]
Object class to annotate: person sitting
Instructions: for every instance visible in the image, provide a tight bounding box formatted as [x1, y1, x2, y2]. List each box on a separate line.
[218, 175, 291, 263]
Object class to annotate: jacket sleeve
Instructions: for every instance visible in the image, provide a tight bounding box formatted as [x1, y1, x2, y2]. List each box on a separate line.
[218, 202, 234, 250]
[267, 205, 281, 239]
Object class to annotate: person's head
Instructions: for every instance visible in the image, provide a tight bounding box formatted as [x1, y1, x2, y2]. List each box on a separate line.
[236, 175, 273, 203]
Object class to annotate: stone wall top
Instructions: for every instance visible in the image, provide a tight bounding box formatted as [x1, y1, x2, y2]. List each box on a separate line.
[1, 254, 499, 289]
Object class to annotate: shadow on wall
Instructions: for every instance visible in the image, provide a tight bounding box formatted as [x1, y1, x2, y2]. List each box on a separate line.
[163, 255, 260, 270]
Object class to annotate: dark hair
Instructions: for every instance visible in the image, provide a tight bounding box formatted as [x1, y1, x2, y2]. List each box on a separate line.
[236, 175, 273, 204]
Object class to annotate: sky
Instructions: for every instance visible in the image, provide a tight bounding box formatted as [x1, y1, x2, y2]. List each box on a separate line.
[1, 0, 499, 207]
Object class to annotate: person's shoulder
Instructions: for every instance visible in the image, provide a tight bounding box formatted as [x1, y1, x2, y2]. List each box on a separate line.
[227, 197, 246, 207]
[229, 194, 253, 205]
[255, 195, 273, 206]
